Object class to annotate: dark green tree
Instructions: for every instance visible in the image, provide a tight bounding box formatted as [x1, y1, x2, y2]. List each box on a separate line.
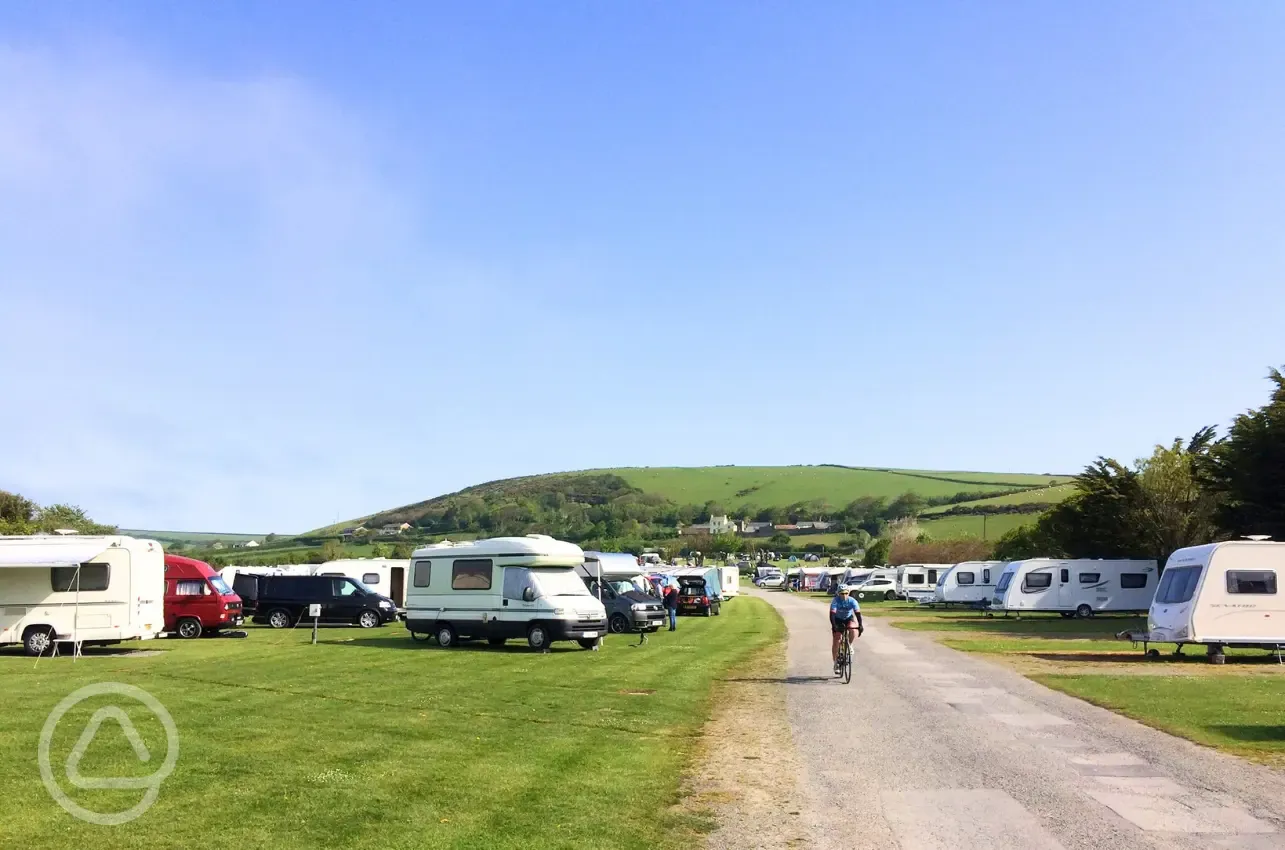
[1199, 368, 1285, 540]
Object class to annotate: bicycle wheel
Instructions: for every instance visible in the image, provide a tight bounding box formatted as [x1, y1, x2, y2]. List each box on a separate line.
[842, 640, 853, 684]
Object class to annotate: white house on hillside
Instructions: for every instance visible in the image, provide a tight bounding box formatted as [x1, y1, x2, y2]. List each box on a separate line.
[679, 515, 738, 536]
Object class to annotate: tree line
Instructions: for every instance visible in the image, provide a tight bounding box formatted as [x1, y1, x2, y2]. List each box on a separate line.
[0, 491, 114, 535]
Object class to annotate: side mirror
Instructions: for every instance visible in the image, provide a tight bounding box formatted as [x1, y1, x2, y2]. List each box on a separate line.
[522, 587, 535, 602]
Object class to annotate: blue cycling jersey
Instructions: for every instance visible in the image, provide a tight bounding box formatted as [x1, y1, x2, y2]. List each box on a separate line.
[829, 596, 860, 621]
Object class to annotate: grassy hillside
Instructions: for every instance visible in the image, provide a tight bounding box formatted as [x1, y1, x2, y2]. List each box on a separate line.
[919, 513, 1037, 539]
[919, 483, 1076, 516]
[121, 529, 266, 544]
[608, 466, 1069, 508]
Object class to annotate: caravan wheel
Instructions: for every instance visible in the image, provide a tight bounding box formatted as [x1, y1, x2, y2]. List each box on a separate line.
[527, 623, 550, 651]
[1075, 604, 1093, 619]
[435, 624, 456, 648]
[24, 626, 54, 657]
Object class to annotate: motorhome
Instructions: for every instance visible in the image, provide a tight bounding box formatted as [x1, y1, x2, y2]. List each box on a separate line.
[897, 564, 951, 600]
[404, 535, 607, 651]
[163, 554, 244, 638]
[1148, 541, 1285, 657]
[932, 561, 1004, 606]
[992, 559, 1159, 617]
[0, 535, 165, 656]
[316, 558, 409, 609]
[755, 564, 783, 581]
[853, 569, 899, 601]
[577, 551, 665, 634]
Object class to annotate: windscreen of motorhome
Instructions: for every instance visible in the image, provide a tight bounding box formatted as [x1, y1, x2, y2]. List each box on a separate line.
[210, 576, 234, 595]
[533, 569, 592, 597]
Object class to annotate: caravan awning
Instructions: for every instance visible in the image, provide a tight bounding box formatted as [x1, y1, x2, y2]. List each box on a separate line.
[0, 540, 112, 568]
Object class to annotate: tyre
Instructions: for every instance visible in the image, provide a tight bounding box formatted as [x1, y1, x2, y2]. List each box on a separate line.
[1075, 604, 1093, 619]
[884, 590, 896, 601]
[267, 609, 293, 629]
[713, 604, 721, 616]
[527, 623, 550, 651]
[578, 637, 601, 650]
[703, 607, 712, 617]
[843, 652, 853, 685]
[358, 610, 381, 629]
[488, 637, 506, 647]
[176, 618, 203, 639]
[24, 626, 54, 657]
[436, 624, 456, 648]
[609, 613, 630, 634]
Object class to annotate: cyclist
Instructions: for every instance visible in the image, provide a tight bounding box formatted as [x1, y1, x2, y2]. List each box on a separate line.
[829, 586, 864, 673]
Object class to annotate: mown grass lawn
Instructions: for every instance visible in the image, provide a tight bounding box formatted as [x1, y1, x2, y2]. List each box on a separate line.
[892, 612, 1145, 638]
[1033, 674, 1285, 763]
[0, 598, 781, 850]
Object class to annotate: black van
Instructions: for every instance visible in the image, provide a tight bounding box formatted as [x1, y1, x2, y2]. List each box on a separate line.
[236, 574, 398, 630]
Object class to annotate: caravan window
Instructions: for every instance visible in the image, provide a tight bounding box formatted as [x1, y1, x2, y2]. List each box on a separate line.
[906, 573, 925, 585]
[956, 572, 975, 585]
[1078, 573, 1101, 585]
[452, 559, 493, 590]
[51, 563, 110, 592]
[926, 569, 938, 584]
[362, 573, 381, 586]
[503, 567, 532, 600]
[175, 579, 206, 596]
[995, 572, 1014, 592]
[1156, 566, 1201, 604]
[1227, 570, 1277, 595]
[412, 560, 432, 587]
[983, 569, 991, 583]
[1120, 573, 1148, 589]
[1022, 571, 1052, 592]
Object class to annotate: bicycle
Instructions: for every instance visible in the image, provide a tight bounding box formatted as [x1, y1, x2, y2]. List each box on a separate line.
[835, 628, 853, 684]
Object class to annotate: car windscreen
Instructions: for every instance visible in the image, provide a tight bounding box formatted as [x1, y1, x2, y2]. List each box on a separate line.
[532, 568, 593, 598]
[210, 576, 234, 595]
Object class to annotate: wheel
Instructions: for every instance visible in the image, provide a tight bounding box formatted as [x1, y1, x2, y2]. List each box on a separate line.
[578, 638, 601, 650]
[713, 604, 721, 616]
[527, 623, 550, 651]
[1146, 648, 1160, 660]
[488, 637, 506, 647]
[358, 610, 381, 629]
[436, 624, 456, 648]
[176, 618, 203, 639]
[1075, 604, 1093, 619]
[843, 651, 853, 684]
[24, 626, 54, 657]
[703, 607, 712, 617]
[267, 609, 293, 629]
[609, 613, 630, 634]
[884, 590, 896, 601]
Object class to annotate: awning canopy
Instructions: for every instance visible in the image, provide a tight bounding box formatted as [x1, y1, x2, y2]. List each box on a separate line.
[0, 540, 111, 569]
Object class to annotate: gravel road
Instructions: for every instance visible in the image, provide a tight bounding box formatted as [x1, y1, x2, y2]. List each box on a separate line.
[749, 587, 1285, 850]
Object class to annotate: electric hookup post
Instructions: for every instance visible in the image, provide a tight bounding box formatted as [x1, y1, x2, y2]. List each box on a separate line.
[309, 603, 320, 644]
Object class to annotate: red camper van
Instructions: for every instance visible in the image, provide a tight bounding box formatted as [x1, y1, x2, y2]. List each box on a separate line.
[163, 554, 244, 638]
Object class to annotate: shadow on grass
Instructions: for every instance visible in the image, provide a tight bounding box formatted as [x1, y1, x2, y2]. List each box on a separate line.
[324, 636, 597, 654]
[0, 645, 169, 658]
[721, 675, 838, 685]
[1207, 725, 1285, 744]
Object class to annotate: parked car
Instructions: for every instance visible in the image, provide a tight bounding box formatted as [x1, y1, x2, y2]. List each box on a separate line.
[677, 576, 722, 615]
[164, 554, 244, 638]
[239, 574, 398, 629]
[758, 574, 786, 589]
[854, 575, 898, 601]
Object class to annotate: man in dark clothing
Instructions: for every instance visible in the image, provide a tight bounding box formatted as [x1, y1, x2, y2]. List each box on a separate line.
[662, 584, 679, 631]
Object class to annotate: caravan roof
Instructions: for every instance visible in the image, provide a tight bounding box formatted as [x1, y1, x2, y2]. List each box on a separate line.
[0, 535, 150, 567]
[411, 534, 584, 567]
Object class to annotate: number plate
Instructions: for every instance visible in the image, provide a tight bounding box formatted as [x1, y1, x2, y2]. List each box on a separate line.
[580, 631, 598, 638]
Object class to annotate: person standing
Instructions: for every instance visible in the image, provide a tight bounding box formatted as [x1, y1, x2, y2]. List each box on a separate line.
[663, 582, 679, 631]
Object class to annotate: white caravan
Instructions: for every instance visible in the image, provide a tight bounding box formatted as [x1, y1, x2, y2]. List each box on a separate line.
[933, 561, 1004, 605]
[897, 564, 951, 600]
[404, 535, 607, 651]
[1148, 541, 1285, 653]
[718, 566, 741, 598]
[0, 535, 165, 656]
[992, 559, 1159, 617]
[853, 569, 899, 601]
[316, 558, 410, 609]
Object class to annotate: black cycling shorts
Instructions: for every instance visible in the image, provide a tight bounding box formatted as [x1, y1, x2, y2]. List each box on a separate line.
[831, 617, 858, 633]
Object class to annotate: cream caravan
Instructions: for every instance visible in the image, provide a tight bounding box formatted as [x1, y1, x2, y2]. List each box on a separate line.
[1148, 541, 1285, 654]
[992, 559, 1158, 617]
[0, 535, 165, 656]
[933, 561, 1003, 605]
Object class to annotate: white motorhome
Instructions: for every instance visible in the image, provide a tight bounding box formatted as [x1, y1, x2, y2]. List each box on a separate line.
[0, 535, 165, 656]
[1148, 541, 1285, 656]
[933, 561, 1004, 605]
[897, 564, 951, 600]
[316, 558, 410, 609]
[404, 535, 607, 651]
[853, 568, 899, 601]
[992, 559, 1158, 617]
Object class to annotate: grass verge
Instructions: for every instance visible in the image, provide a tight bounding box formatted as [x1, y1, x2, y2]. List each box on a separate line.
[0, 598, 782, 850]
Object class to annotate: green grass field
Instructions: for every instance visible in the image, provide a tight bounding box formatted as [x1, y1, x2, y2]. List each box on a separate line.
[919, 483, 1077, 516]
[1034, 675, 1285, 764]
[0, 599, 781, 850]
[917, 512, 1035, 539]
[121, 530, 265, 544]
[609, 466, 1068, 509]
[892, 612, 1145, 638]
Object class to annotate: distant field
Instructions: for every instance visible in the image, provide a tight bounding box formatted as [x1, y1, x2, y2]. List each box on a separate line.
[920, 483, 1077, 516]
[122, 529, 266, 544]
[608, 466, 1068, 509]
[918, 513, 1035, 539]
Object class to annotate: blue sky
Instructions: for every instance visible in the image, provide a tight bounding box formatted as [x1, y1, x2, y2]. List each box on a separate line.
[1, 2, 1283, 532]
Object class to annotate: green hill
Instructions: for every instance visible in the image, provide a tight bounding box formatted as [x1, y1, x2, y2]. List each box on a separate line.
[121, 529, 266, 545]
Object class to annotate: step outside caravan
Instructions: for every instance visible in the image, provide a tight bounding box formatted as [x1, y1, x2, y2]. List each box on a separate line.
[992, 559, 1159, 617]
[1146, 541, 1285, 662]
[933, 561, 1004, 606]
[404, 535, 608, 652]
